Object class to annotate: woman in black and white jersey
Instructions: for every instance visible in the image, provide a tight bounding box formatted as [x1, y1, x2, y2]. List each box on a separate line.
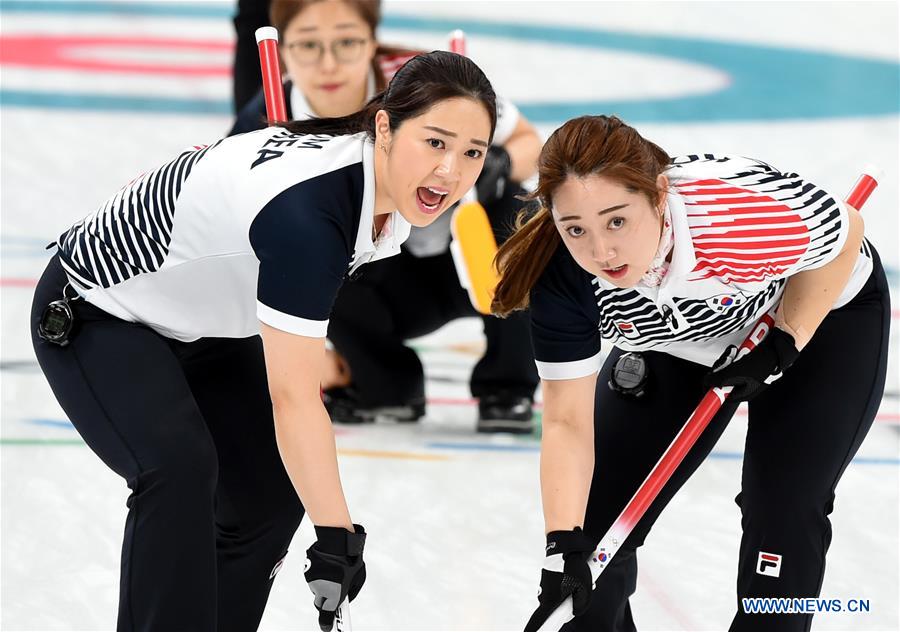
[31, 51, 496, 632]
[492, 116, 889, 632]
[232, 0, 543, 432]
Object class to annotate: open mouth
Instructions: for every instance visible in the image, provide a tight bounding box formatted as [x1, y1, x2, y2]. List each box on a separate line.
[603, 264, 629, 279]
[415, 186, 449, 215]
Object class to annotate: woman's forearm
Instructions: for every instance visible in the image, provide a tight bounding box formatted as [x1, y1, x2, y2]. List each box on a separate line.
[541, 417, 595, 533]
[777, 206, 864, 350]
[273, 398, 353, 529]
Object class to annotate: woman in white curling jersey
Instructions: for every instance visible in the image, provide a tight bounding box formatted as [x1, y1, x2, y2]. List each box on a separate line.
[492, 115, 889, 632]
[31, 51, 496, 632]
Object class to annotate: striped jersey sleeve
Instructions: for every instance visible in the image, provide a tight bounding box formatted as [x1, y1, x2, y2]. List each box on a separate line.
[530, 247, 603, 381]
[56, 142, 221, 290]
[669, 155, 850, 285]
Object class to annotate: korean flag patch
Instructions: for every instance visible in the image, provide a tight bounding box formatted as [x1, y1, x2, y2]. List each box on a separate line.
[706, 293, 748, 313]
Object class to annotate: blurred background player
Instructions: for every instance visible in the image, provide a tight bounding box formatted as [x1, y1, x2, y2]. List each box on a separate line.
[230, 0, 543, 433]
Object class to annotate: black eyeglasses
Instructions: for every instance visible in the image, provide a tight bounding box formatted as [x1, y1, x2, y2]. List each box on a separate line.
[284, 37, 370, 66]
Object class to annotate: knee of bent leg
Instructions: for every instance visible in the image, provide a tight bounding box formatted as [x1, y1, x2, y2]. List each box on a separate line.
[737, 487, 832, 532]
[134, 431, 219, 502]
[217, 472, 304, 539]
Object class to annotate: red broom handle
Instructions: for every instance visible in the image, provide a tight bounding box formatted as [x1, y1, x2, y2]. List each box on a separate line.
[255, 26, 288, 123]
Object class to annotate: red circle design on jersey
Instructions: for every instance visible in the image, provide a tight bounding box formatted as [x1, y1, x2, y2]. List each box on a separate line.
[678, 178, 809, 283]
[0, 35, 232, 76]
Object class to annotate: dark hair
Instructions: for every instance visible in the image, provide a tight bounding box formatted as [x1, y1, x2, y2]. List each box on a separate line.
[492, 115, 670, 316]
[270, 0, 427, 91]
[280, 50, 497, 141]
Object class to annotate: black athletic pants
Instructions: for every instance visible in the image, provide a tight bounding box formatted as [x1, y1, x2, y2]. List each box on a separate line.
[31, 256, 304, 632]
[327, 186, 540, 406]
[568, 249, 890, 632]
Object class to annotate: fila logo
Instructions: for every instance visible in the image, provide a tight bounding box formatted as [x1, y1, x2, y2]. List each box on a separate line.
[615, 321, 640, 339]
[757, 551, 782, 577]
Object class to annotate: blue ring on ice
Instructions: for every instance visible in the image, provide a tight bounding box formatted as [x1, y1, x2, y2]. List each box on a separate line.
[0, 1, 897, 122]
[10, 421, 900, 464]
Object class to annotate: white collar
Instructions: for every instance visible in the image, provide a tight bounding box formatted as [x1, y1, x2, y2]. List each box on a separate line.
[638, 201, 674, 287]
[349, 139, 411, 272]
[660, 189, 697, 286]
[289, 82, 313, 120]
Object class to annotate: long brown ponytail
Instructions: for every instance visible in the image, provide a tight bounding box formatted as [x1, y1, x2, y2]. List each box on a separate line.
[492, 115, 670, 316]
[491, 207, 560, 317]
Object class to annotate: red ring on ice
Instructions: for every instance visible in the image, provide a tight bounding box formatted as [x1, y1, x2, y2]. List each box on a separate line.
[0, 34, 232, 76]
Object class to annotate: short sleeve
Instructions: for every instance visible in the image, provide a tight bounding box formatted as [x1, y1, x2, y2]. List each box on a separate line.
[530, 248, 603, 380]
[491, 94, 521, 146]
[249, 185, 353, 338]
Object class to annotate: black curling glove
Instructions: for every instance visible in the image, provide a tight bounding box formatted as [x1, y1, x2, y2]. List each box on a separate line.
[524, 527, 596, 632]
[702, 327, 800, 402]
[304, 524, 366, 632]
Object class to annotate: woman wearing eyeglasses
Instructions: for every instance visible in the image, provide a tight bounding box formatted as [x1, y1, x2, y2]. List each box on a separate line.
[232, 0, 543, 433]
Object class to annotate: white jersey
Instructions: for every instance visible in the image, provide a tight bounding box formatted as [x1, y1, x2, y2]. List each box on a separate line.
[531, 155, 874, 380]
[56, 130, 410, 342]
